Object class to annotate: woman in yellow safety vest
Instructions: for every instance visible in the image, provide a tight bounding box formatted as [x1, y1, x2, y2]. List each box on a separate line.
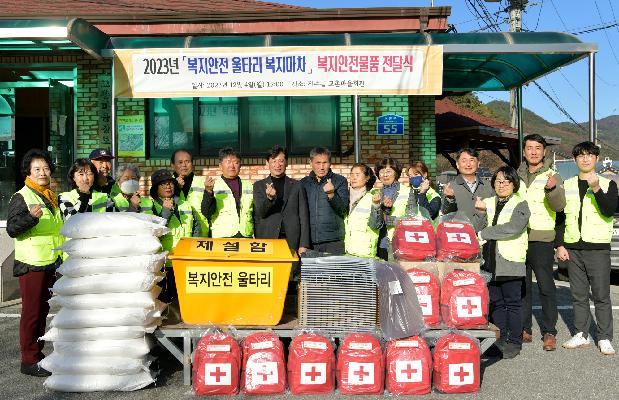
[6, 149, 63, 377]
[374, 157, 416, 260]
[111, 163, 152, 213]
[407, 160, 441, 220]
[58, 158, 115, 221]
[476, 165, 530, 360]
[150, 169, 199, 303]
[344, 163, 382, 257]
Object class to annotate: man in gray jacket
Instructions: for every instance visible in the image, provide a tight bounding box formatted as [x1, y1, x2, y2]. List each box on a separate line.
[518, 134, 566, 351]
[441, 148, 494, 232]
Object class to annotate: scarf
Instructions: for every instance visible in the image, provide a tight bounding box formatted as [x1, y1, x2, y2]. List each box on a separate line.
[25, 176, 58, 210]
[349, 187, 367, 210]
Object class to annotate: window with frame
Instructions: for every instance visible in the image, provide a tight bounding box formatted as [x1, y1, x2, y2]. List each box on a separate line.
[148, 96, 338, 158]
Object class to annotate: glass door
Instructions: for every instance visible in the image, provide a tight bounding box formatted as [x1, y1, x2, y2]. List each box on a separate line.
[48, 80, 74, 192]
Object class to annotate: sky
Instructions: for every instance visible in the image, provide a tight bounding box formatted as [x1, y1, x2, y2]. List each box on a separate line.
[269, 0, 619, 126]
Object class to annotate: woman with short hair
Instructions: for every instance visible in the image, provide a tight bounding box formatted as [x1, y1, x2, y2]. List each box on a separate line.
[112, 163, 152, 213]
[374, 157, 416, 260]
[477, 165, 531, 359]
[58, 158, 115, 220]
[407, 160, 441, 220]
[6, 149, 63, 376]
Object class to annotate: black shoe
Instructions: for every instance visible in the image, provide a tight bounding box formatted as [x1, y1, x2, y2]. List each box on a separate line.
[20, 362, 51, 377]
[501, 342, 521, 359]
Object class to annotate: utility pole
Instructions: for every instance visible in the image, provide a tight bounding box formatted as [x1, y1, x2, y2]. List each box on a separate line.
[508, 0, 527, 128]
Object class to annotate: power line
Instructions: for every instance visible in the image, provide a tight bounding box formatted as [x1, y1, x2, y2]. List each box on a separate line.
[533, 0, 544, 31]
[548, 0, 569, 31]
[607, 0, 619, 35]
[570, 21, 619, 35]
[593, 0, 619, 67]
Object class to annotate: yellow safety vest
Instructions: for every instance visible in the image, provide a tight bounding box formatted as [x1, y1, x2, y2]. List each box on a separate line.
[13, 186, 64, 266]
[153, 199, 194, 252]
[112, 192, 153, 214]
[518, 169, 556, 231]
[209, 177, 254, 238]
[345, 190, 380, 258]
[483, 194, 529, 263]
[59, 189, 109, 213]
[178, 175, 210, 237]
[387, 185, 411, 240]
[563, 175, 614, 243]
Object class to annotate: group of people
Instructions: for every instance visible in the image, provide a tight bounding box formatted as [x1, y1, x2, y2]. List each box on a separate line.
[6, 134, 616, 376]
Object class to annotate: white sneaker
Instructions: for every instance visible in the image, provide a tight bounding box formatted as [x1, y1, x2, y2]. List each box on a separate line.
[562, 332, 592, 349]
[598, 340, 616, 355]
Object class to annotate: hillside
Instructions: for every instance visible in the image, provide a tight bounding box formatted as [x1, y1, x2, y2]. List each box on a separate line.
[484, 100, 619, 160]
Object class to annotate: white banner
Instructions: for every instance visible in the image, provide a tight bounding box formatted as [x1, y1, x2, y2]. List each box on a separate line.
[114, 46, 443, 98]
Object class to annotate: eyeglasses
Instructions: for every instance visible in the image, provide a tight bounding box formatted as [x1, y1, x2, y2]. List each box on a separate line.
[495, 180, 513, 187]
[379, 169, 395, 177]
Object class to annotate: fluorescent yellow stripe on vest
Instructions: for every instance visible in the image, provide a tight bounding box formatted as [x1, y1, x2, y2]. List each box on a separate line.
[563, 175, 613, 243]
[483, 194, 528, 263]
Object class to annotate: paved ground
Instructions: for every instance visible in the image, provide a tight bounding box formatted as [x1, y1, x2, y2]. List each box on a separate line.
[1, 277, 618, 400]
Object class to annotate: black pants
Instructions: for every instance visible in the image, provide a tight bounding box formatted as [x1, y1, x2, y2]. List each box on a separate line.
[313, 240, 345, 255]
[159, 266, 177, 303]
[489, 278, 524, 345]
[523, 241, 558, 336]
[566, 249, 613, 341]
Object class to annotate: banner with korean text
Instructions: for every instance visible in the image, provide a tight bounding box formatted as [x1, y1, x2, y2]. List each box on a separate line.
[113, 46, 443, 98]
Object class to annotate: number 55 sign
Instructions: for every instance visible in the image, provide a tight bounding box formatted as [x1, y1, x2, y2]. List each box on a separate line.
[377, 114, 404, 135]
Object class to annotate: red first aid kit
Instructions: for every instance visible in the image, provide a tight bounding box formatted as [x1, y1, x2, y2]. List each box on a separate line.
[337, 333, 384, 395]
[406, 268, 441, 327]
[436, 221, 480, 262]
[192, 332, 241, 396]
[392, 217, 437, 261]
[241, 332, 286, 395]
[440, 270, 489, 329]
[288, 333, 335, 395]
[385, 336, 432, 395]
[433, 333, 480, 393]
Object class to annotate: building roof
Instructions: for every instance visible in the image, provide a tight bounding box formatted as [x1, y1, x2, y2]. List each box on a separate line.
[436, 98, 514, 133]
[0, 0, 307, 18]
[435, 98, 560, 154]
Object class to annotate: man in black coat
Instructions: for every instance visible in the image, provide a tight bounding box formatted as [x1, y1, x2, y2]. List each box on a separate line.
[253, 145, 310, 255]
[300, 146, 349, 254]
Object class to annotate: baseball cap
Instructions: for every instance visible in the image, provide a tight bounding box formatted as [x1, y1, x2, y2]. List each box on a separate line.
[89, 148, 115, 160]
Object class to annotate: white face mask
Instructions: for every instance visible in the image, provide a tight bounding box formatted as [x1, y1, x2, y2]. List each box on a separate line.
[120, 179, 140, 195]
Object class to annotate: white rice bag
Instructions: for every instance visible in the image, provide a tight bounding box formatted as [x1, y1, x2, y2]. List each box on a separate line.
[52, 272, 163, 295]
[60, 212, 169, 238]
[53, 337, 154, 358]
[40, 353, 153, 375]
[40, 325, 157, 342]
[49, 288, 161, 309]
[50, 302, 166, 329]
[44, 371, 155, 392]
[58, 236, 162, 258]
[57, 253, 167, 277]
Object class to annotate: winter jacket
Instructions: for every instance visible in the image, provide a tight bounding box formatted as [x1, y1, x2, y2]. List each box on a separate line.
[441, 174, 494, 232]
[300, 169, 349, 245]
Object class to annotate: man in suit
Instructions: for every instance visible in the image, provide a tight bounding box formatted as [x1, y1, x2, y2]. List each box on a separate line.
[253, 145, 310, 255]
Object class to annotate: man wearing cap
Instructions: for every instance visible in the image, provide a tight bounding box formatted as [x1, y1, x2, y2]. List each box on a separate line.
[170, 149, 210, 236]
[89, 148, 115, 194]
[150, 169, 199, 303]
[201, 147, 253, 238]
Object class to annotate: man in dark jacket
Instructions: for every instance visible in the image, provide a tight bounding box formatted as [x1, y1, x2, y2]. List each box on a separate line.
[300, 147, 349, 254]
[89, 148, 115, 194]
[441, 148, 494, 232]
[253, 145, 310, 254]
